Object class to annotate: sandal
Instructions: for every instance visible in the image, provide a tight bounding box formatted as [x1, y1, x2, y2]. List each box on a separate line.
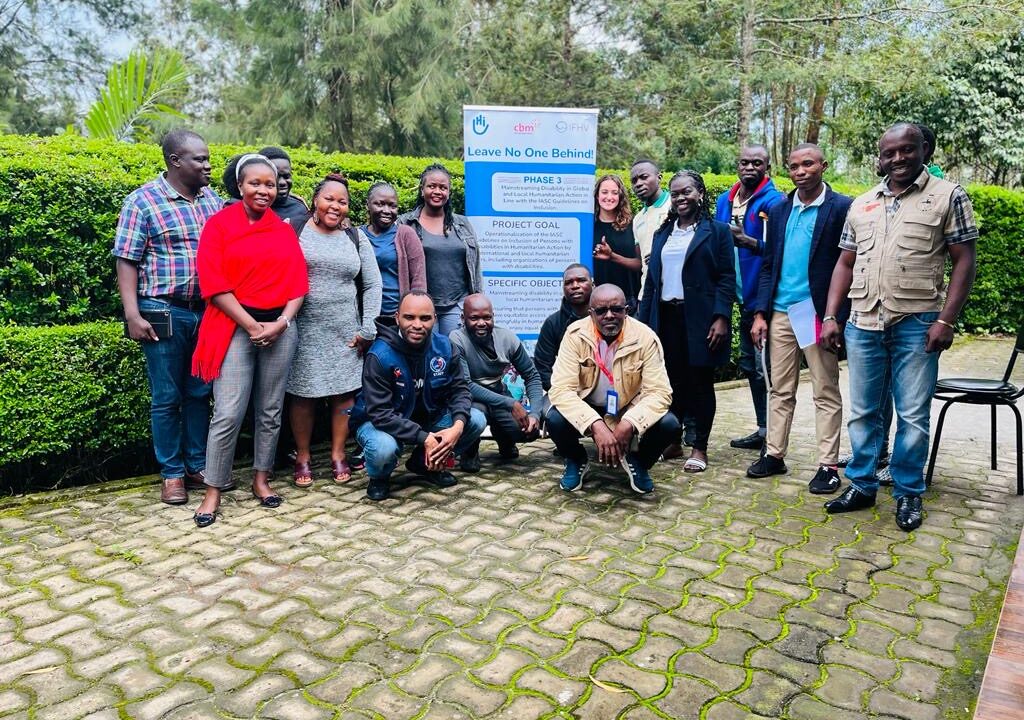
[293, 460, 314, 488]
[331, 459, 351, 484]
[193, 511, 217, 528]
[683, 456, 708, 473]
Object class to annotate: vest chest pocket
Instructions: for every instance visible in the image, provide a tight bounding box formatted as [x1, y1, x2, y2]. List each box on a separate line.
[854, 227, 875, 254]
[897, 212, 942, 252]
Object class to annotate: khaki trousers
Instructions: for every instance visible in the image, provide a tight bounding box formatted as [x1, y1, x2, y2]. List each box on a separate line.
[766, 312, 842, 465]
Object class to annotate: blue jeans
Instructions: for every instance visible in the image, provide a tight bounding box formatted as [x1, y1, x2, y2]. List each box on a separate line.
[355, 409, 487, 480]
[137, 297, 212, 479]
[844, 312, 939, 498]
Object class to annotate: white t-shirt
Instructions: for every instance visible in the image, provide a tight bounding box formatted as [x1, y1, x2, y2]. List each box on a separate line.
[660, 224, 696, 301]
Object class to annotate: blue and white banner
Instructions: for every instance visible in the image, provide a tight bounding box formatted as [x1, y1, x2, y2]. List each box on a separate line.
[463, 105, 599, 342]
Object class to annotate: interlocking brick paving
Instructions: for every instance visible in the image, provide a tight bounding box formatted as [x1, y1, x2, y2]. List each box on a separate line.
[1, 337, 1021, 719]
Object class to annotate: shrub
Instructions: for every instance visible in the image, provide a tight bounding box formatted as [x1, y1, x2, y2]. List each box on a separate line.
[0, 322, 151, 490]
[1, 134, 1021, 330]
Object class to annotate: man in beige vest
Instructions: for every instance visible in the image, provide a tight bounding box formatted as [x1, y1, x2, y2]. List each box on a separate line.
[819, 123, 977, 531]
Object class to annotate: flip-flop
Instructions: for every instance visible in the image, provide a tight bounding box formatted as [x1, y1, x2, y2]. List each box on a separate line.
[293, 460, 314, 488]
[332, 459, 351, 484]
[683, 457, 708, 473]
[252, 487, 283, 508]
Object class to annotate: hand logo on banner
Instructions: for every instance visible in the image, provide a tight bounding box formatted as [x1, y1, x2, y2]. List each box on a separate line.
[472, 114, 490, 136]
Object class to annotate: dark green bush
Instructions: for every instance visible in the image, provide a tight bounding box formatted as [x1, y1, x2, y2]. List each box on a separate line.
[0, 322, 151, 490]
[1, 134, 1020, 329]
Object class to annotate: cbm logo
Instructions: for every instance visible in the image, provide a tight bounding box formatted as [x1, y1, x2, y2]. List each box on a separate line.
[471, 114, 489, 135]
[513, 119, 541, 134]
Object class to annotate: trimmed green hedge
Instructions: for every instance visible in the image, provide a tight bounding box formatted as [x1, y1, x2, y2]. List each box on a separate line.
[3, 133, 1020, 329]
[0, 322, 150, 490]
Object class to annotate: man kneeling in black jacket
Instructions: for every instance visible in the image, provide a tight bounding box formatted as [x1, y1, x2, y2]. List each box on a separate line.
[349, 291, 486, 501]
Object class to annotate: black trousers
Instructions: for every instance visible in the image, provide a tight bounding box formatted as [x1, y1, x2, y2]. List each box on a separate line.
[659, 301, 716, 452]
[546, 406, 681, 470]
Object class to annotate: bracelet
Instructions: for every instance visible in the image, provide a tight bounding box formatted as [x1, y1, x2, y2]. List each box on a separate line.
[277, 315, 292, 328]
[822, 315, 838, 324]
[935, 318, 955, 330]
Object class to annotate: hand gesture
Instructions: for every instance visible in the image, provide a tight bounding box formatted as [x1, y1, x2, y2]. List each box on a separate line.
[426, 422, 464, 469]
[350, 335, 373, 357]
[925, 320, 954, 353]
[706, 317, 729, 351]
[510, 401, 531, 432]
[819, 318, 842, 353]
[750, 315, 768, 350]
[591, 419, 622, 466]
[126, 314, 158, 342]
[593, 236, 613, 261]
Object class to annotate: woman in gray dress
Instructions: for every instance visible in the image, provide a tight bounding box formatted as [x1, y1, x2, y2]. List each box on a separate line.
[287, 174, 382, 486]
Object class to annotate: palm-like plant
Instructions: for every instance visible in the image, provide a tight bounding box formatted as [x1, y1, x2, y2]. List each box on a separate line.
[84, 47, 189, 142]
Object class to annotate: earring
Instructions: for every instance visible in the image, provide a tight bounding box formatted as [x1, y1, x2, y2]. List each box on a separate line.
[312, 214, 320, 225]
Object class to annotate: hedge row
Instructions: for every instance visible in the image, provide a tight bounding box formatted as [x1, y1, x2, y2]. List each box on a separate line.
[0, 322, 151, 490]
[1, 134, 1022, 330]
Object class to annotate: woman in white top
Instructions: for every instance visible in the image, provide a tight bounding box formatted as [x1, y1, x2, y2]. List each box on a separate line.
[637, 171, 736, 472]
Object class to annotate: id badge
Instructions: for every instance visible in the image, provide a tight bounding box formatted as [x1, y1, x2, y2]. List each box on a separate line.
[605, 389, 618, 416]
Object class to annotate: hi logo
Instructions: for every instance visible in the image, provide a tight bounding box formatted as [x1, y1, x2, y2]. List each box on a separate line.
[471, 114, 489, 136]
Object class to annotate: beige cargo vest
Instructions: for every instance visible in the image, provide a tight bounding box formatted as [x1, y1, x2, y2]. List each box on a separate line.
[846, 172, 959, 314]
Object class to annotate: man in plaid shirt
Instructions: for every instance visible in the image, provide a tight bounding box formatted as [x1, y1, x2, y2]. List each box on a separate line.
[819, 123, 977, 532]
[113, 129, 223, 505]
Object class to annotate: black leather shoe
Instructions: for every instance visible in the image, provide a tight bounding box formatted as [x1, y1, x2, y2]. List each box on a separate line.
[895, 495, 924, 531]
[405, 449, 429, 476]
[824, 486, 876, 514]
[746, 454, 787, 478]
[424, 471, 458, 488]
[497, 441, 520, 460]
[730, 431, 764, 450]
[366, 477, 390, 501]
[808, 466, 841, 495]
[460, 453, 481, 473]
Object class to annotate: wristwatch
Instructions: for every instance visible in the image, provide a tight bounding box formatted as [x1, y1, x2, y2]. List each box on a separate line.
[822, 315, 837, 324]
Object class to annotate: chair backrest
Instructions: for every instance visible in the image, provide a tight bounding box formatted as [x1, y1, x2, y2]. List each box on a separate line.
[1002, 319, 1024, 383]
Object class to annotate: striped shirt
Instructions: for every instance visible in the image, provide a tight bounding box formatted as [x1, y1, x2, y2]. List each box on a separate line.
[112, 174, 223, 299]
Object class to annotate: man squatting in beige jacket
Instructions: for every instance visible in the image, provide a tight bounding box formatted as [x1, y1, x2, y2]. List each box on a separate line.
[547, 283, 681, 494]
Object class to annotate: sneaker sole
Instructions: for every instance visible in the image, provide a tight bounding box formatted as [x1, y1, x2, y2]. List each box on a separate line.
[560, 463, 589, 492]
[808, 481, 841, 495]
[745, 467, 788, 479]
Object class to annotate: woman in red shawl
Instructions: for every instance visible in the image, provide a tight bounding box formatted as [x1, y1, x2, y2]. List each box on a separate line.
[191, 154, 309, 527]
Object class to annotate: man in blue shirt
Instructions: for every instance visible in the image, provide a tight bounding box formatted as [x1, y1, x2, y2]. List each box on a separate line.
[714, 146, 784, 451]
[746, 144, 852, 494]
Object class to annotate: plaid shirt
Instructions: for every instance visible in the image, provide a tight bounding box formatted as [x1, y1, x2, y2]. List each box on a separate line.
[112, 174, 223, 299]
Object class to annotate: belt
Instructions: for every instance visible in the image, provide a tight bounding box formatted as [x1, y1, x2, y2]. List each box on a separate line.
[154, 296, 205, 311]
[660, 298, 686, 306]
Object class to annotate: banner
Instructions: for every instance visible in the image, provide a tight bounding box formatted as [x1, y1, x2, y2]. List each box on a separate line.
[463, 105, 599, 344]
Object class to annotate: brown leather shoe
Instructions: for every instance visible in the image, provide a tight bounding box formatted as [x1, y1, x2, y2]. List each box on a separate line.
[184, 469, 207, 491]
[161, 477, 187, 505]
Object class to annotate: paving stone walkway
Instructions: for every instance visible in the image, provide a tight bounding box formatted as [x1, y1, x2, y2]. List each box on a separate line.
[2, 337, 1022, 720]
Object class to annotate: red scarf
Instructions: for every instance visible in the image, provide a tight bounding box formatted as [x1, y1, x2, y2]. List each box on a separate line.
[191, 203, 309, 382]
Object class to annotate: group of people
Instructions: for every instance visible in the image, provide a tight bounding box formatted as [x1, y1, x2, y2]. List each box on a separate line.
[115, 121, 976, 533]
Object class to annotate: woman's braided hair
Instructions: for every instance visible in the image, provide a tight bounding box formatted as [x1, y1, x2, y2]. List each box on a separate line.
[660, 170, 711, 231]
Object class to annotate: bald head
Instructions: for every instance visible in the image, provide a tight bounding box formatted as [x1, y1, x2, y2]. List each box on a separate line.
[591, 284, 626, 307]
[462, 293, 495, 341]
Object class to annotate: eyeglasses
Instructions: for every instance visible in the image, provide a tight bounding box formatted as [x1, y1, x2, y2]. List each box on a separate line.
[591, 305, 627, 316]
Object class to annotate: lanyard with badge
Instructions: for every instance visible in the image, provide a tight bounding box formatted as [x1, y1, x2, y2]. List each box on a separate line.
[593, 331, 619, 415]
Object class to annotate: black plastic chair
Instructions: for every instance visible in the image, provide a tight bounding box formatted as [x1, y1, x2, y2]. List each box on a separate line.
[925, 324, 1024, 494]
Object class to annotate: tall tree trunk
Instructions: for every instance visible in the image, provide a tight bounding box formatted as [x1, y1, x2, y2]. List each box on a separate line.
[781, 82, 794, 161]
[806, 1, 841, 143]
[736, 0, 756, 147]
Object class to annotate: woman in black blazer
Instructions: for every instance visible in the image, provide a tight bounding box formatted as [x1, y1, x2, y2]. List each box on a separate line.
[637, 171, 736, 472]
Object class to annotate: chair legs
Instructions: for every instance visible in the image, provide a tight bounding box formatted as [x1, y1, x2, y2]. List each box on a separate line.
[992, 404, 998, 470]
[1011, 402, 1023, 496]
[925, 400, 954, 488]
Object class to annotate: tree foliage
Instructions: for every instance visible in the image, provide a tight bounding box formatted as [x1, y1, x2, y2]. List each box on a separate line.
[84, 48, 189, 143]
